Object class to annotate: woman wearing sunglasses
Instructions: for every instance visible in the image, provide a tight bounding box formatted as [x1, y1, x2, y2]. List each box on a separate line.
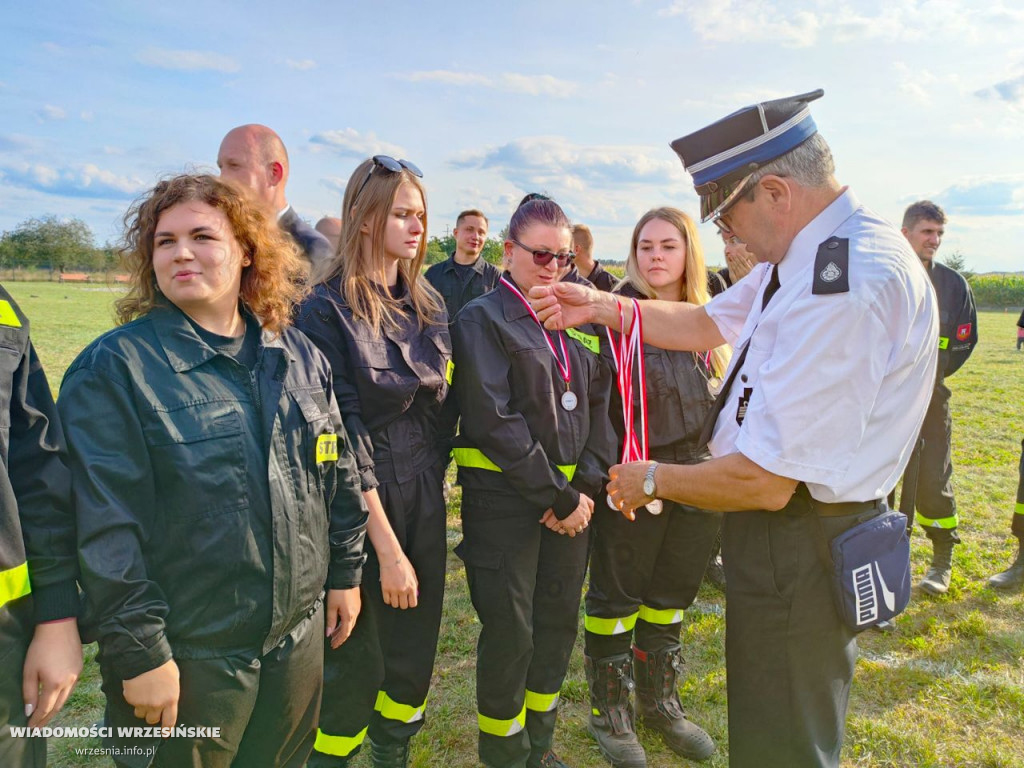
[451, 198, 615, 768]
[296, 156, 452, 768]
[584, 207, 727, 767]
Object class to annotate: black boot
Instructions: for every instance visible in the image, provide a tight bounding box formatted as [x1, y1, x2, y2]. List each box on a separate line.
[370, 738, 410, 768]
[920, 534, 957, 595]
[988, 540, 1024, 590]
[584, 653, 647, 768]
[527, 750, 571, 768]
[633, 645, 714, 762]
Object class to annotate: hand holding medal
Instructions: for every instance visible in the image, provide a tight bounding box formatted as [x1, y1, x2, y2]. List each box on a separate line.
[605, 299, 663, 517]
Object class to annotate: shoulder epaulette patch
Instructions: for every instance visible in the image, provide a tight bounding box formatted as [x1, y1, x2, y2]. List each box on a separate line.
[812, 237, 850, 295]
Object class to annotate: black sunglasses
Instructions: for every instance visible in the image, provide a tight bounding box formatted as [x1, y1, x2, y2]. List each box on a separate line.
[512, 238, 575, 268]
[353, 155, 423, 204]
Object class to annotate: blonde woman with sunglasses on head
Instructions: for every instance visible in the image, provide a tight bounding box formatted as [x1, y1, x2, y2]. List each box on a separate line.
[296, 156, 452, 768]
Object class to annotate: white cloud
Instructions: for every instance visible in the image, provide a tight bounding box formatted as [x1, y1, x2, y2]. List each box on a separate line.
[286, 58, 317, 71]
[36, 105, 66, 121]
[656, 0, 1020, 48]
[0, 161, 148, 199]
[308, 129, 406, 159]
[398, 70, 577, 98]
[136, 47, 240, 73]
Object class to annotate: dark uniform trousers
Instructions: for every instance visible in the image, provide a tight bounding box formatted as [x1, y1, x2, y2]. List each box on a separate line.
[1012, 439, 1024, 540]
[585, 499, 721, 659]
[457, 492, 590, 768]
[0, 601, 45, 768]
[101, 601, 324, 768]
[915, 381, 958, 540]
[313, 464, 447, 764]
[723, 504, 881, 768]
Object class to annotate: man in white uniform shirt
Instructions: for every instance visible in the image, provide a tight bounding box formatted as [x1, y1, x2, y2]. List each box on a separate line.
[530, 89, 937, 768]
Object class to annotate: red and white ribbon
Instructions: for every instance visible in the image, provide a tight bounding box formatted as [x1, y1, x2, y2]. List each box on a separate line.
[605, 298, 648, 464]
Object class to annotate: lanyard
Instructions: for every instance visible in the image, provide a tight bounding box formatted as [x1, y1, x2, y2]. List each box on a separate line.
[500, 276, 571, 390]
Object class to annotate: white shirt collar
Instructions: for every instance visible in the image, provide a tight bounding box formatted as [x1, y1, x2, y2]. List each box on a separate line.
[276, 204, 292, 221]
[778, 187, 859, 285]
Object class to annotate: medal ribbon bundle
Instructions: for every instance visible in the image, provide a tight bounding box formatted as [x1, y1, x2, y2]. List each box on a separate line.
[500, 277, 577, 411]
[605, 299, 662, 515]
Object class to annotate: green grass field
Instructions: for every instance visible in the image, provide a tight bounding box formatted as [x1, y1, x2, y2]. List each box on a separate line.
[9, 281, 1024, 767]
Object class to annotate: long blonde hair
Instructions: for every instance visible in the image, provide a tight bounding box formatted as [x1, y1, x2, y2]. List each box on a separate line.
[623, 207, 730, 378]
[317, 158, 442, 336]
[116, 174, 307, 335]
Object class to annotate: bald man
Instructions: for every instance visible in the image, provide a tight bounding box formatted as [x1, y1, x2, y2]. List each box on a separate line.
[217, 124, 332, 273]
[315, 216, 342, 254]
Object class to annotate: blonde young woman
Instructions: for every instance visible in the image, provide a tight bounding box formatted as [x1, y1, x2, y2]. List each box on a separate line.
[583, 207, 728, 768]
[295, 156, 451, 768]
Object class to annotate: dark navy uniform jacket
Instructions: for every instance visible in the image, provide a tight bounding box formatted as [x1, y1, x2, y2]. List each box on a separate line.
[451, 273, 616, 519]
[927, 261, 977, 380]
[295, 276, 453, 492]
[0, 285, 77, 632]
[424, 255, 501, 324]
[59, 302, 366, 680]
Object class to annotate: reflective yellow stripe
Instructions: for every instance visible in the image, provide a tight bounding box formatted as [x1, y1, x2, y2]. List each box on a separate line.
[314, 726, 367, 757]
[0, 300, 22, 328]
[566, 328, 599, 354]
[452, 448, 576, 481]
[316, 433, 338, 463]
[478, 705, 526, 737]
[0, 562, 30, 611]
[525, 689, 559, 713]
[938, 336, 949, 350]
[637, 605, 685, 625]
[445, 359, 455, 385]
[374, 690, 426, 723]
[919, 514, 958, 529]
[1015, 502, 1024, 516]
[584, 611, 638, 636]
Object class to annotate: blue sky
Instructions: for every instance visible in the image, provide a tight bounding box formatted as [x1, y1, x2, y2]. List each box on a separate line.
[3, 0, 1024, 272]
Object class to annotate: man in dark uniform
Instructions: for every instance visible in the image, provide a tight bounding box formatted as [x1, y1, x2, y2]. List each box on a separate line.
[217, 124, 333, 274]
[901, 200, 977, 594]
[532, 89, 937, 768]
[987, 440, 1024, 590]
[571, 224, 616, 292]
[425, 209, 501, 323]
[0, 284, 81, 767]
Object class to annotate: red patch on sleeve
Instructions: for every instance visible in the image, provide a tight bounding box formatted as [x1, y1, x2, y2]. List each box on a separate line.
[956, 323, 972, 341]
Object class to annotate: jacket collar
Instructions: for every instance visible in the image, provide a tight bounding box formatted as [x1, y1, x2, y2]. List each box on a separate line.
[498, 272, 535, 322]
[150, 300, 281, 373]
[444, 253, 490, 276]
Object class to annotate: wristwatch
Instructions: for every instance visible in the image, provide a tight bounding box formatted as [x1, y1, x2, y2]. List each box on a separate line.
[643, 462, 659, 498]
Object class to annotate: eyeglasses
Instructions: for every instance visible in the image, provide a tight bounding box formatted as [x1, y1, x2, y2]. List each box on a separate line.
[710, 175, 755, 238]
[352, 155, 423, 204]
[512, 238, 575, 268]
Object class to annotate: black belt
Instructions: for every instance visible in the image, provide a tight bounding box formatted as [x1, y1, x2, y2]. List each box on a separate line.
[784, 483, 884, 518]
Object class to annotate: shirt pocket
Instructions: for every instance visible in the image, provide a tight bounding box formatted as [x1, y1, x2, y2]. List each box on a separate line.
[0, 342, 21, 430]
[146, 402, 248, 521]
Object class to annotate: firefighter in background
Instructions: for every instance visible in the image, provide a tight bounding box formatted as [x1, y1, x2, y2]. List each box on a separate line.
[451, 198, 615, 768]
[901, 200, 977, 595]
[0, 285, 81, 768]
[987, 441, 1024, 590]
[583, 208, 725, 768]
[297, 156, 452, 768]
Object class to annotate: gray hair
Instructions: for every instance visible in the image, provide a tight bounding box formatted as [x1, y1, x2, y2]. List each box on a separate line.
[743, 133, 835, 196]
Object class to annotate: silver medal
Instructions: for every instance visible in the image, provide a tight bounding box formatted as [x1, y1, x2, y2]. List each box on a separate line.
[646, 499, 664, 515]
[707, 376, 722, 396]
[561, 390, 578, 411]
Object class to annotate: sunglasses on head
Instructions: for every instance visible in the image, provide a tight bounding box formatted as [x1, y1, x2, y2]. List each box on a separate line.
[512, 238, 575, 268]
[353, 155, 423, 204]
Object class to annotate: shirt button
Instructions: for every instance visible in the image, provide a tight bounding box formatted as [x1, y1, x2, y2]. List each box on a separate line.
[741, 374, 748, 383]
[827, 240, 839, 249]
